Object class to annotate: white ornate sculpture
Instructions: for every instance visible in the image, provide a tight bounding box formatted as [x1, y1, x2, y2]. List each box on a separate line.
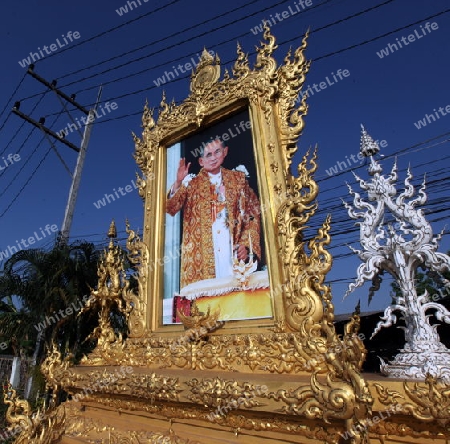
[344, 125, 450, 380]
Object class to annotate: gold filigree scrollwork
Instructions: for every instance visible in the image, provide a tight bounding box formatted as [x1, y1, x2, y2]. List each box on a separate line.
[40, 343, 72, 404]
[159, 90, 170, 119]
[72, 327, 369, 376]
[64, 402, 202, 443]
[125, 220, 148, 338]
[254, 24, 278, 120]
[255, 23, 278, 71]
[129, 372, 181, 402]
[277, 147, 323, 334]
[264, 308, 372, 443]
[190, 48, 221, 98]
[185, 339, 234, 371]
[278, 30, 310, 169]
[375, 375, 450, 424]
[3, 383, 65, 444]
[133, 101, 156, 174]
[186, 377, 266, 411]
[79, 221, 131, 365]
[42, 363, 181, 406]
[320, 305, 373, 443]
[232, 42, 250, 79]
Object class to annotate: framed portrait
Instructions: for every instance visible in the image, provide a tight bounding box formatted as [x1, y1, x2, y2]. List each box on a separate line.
[133, 38, 320, 337]
[162, 108, 272, 324]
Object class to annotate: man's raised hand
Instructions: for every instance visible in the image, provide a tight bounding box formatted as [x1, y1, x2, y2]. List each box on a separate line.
[177, 158, 191, 183]
[172, 158, 191, 193]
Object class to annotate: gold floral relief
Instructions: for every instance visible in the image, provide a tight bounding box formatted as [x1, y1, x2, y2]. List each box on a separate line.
[374, 375, 450, 424]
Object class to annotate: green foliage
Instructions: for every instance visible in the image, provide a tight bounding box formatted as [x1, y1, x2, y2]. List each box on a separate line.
[390, 262, 450, 302]
[0, 241, 134, 363]
[0, 242, 101, 360]
[26, 364, 46, 405]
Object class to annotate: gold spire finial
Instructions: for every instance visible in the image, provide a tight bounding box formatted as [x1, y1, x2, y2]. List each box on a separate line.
[108, 220, 117, 239]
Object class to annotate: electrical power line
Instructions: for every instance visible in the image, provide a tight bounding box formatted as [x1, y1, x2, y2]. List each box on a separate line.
[19, 0, 338, 104]
[55, 2, 448, 122]
[57, 0, 274, 82]
[0, 144, 53, 218]
[16, 0, 397, 109]
[32, 0, 184, 65]
[0, 112, 65, 216]
[0, 73, 27, 132]
[0, 1, 448, 262]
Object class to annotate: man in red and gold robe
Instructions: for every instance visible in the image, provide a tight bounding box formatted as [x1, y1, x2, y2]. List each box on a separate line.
[166, 139, 261, 289]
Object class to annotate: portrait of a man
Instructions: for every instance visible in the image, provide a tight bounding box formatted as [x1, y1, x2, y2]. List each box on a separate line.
[166, 139, 261, 288]
[163, 109, 272, 324]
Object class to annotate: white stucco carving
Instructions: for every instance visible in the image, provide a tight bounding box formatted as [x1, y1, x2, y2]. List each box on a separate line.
[344, 125, 450, 380]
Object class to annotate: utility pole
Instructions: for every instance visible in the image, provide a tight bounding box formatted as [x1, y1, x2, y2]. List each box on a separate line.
[59, 87, 102, 245]
[13, 67, 101, 399]
[12, 65, 101, 247]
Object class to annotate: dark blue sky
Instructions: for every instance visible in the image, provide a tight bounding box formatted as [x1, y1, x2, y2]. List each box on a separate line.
[0, 0, 449, 315]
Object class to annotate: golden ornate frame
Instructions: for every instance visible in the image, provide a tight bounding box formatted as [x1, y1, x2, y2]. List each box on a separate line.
[14, 25, 450, 444]
[133, 27, 325, 337]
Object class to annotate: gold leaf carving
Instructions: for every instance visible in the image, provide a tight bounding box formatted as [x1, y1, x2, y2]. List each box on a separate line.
[125, 220, 148, 338]
[64, 396, 345, 444]
[186, 377, 266, 410]
[64, 403, 203, 443]
[190, 48, 220, 96]
[3, 383, 65, 444]
[374, 375, 450, 424]
[232, 42, 250, 79]
[129, 372, 181, 402]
